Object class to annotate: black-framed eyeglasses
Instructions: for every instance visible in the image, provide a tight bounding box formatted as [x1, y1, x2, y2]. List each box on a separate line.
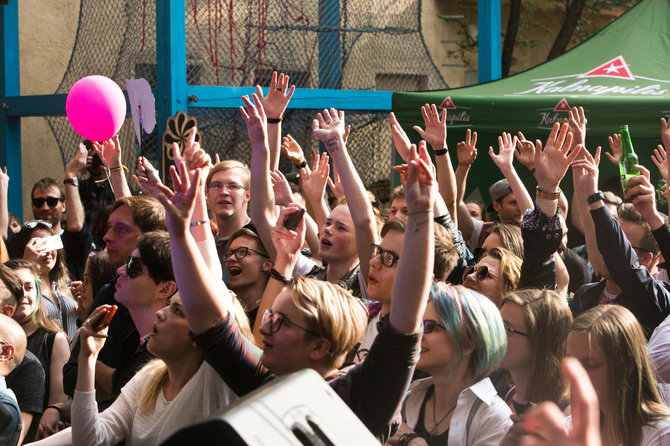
[462, 265, 499, 282]
[125, 256, 147, 279]
[209, 182, 246, 192]
[261, 309, 322, 337]
[225, 246, 270, 261]
[422, 319, 445, 334]
[23, 219, 53, 229]
[370, 244, 400, 268]
[503, 321, 528, 337]
[31, 197, 64, 208]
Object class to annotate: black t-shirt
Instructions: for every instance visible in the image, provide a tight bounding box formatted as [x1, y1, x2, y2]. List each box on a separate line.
[6, 350, 45, 443]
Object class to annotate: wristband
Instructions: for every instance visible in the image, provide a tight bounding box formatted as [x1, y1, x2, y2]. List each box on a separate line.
[267, 116, 282, 124]
[190, 219, 210, 227]
[434, 147, 448, 156]
[296, 160, 307, 169]
[587, 191, 605, 204]
[536, 186, 561, 200]
[47, 405, 62, 416]
[109, 165, 128, 173]
[64, 177, 79, 187]
[269, 268, 290, 284]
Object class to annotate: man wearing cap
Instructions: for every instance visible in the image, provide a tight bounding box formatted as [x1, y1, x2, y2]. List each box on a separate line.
[462, 179, 522, 251]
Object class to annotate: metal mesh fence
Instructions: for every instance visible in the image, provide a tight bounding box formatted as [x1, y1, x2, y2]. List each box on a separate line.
[46, 0, 447, 197]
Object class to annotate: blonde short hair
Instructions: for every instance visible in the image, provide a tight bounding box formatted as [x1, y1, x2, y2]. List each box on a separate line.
[288, 277, 367, 365]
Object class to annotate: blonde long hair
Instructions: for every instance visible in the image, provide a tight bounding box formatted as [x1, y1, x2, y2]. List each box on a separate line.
[571, 305, 670, 446]
[136, 296, 252, 414]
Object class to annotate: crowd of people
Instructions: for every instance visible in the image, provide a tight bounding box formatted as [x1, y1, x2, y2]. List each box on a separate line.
[0, 71, 670, 445]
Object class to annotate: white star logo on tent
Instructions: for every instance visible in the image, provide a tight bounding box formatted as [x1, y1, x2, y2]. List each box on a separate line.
[579, 56, 635, 80]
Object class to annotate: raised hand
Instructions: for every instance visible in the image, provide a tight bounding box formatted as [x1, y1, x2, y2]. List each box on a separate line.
[23, 237, 48, 263]
[280, 134, 305, 166]
[93, 135, 122, 168]
[328, 164, 344, 199]
[489, 132, 517, 172]
[413, 103, 447, 150]
[456, 129, 478, 166]
[79, 305, 115, 357]
[515, 131, 537, 172]
[521, 358, 601, 446]
[651, 144, 668, 183]
[300, 152, 330, 205]
[390, 112, 412, 162]
[270, 169, 295, 207]
[405, 140, 435, 214]
[240, 93, 269, 150]
[255, 71, 295, 120]
[312, 108, 346, 154]
[133, 156, 163, 197]
[535, 122, 580, 192]
[65, 143, 89, 179]
[625, 164, 661, 224]
[270, 204, 306, 260]
[567, 106, 587, 147]
[156, 160, 201, 235]
[571, 146, 601, 198]
[605, 133, 621, 165]
[172, 126, 212, 182]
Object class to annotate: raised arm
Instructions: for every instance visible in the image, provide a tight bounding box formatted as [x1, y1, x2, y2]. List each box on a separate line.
[413, 104, 457, 225]
[93, 135, 132, 199]
[246, 94, 279, 260]
[252, 205, 306, 344]
[312, 108, 377, 280]
[63, 143, 88, 233]
[389, 141, 435, 333]
[255, 71, 295, 171]
[299, 152, 331, 233]
[489, 132, 534, 214]
[455, 129, 478, 240]
[519, 122, 581, 290]
[157, 163, 231, 333]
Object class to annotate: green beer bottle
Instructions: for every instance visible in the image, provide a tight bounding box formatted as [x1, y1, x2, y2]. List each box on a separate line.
[619, 125, 641, 200]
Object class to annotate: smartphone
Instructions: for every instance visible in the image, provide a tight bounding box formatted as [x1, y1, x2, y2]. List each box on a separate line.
[41, 234, 63, 252]
[283, 208, 305, 231]
[91, 305, 118, 331]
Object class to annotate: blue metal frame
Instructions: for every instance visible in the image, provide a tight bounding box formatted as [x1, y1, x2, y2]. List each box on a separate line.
[478, 0, 501, 83]
[0, 0, 21, 216]
[0, 0, 499, 220]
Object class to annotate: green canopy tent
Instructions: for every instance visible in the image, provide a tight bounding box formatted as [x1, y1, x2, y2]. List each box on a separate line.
[393, 0, 670, 211]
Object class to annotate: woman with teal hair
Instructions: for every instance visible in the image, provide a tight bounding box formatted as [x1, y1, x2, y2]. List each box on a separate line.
[391, 284, 511, 446]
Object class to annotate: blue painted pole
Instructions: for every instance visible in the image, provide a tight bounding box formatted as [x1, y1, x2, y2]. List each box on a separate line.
[318, 0, 341, 89]
[478, 0, 501, 83]
[155, 0, 187, 155]
[0, 0, 22, 218]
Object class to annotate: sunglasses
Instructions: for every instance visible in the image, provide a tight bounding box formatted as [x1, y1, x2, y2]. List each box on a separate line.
[462, 265, 499, 282]
[31, 196, 63, 208]
[225, 246, 270, 261]
[261, 309, 322, 337]
[422, 319, 445, 334]
[503, 321, 528, 337]
[23, 220, 53, 229]
[370, 244, 400, 268]
[125, 256, 147, 279]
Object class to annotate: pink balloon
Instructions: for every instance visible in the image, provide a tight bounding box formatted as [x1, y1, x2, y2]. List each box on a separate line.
[66, 75, 126, 141]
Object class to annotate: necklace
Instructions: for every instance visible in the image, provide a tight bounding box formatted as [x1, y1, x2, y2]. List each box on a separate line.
[430, 392, 458, 436]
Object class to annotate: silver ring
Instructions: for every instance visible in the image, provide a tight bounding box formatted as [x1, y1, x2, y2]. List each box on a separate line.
[580, 119, 587, 124]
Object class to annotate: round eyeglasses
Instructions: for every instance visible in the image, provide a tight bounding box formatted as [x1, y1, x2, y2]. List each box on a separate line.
[261, 309, 322, 338]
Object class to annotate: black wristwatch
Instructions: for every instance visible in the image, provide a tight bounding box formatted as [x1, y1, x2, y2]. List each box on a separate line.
[587, 191, 605, 204]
